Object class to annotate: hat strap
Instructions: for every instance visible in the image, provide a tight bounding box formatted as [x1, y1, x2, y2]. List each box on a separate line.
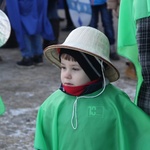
[71, 60, 108, 130]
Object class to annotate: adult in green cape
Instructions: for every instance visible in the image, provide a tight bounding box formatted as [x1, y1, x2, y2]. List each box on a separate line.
[117, 0, 143, 104]
[0, 9, 11, 115]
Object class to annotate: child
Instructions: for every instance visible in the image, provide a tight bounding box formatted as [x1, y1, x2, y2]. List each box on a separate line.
[34, 26, 150, 150]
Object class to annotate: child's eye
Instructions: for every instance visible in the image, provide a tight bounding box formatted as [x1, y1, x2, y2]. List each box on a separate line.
[72, 68, 80, 71]
[61, 66, 66, 70]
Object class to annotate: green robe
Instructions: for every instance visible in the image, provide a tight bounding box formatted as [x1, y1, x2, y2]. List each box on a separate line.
[118, 0, 150, 104]
[34, 84, 150, 150]
[133, 0, 150, 20]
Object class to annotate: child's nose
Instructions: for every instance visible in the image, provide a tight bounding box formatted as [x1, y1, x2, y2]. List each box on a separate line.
[64, 69, 71, 79]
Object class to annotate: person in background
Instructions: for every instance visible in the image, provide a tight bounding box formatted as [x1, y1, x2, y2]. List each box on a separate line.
[90, 0, 120, 60]
[118, 0, 150, 114]
[133, 1, 150, 114]
[34, 26, 150, 150]
[6, 0, 54, 68]
[61, 0, 75, 31]
[107, 0, 119, 17]
[43, 0, 60, 48]
[107, 0, 136, 80]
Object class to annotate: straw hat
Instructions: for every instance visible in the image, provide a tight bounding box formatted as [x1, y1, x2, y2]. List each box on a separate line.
[44, 26, 120, 82]
[0, 10, 11, 47]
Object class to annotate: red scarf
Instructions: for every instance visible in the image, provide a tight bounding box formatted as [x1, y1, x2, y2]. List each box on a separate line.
[62, 79, 100, 96]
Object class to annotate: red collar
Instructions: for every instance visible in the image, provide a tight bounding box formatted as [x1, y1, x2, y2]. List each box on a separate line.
[62, 79, 100, 96]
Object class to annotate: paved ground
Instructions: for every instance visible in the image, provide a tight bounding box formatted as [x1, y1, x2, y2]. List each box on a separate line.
[0, 11, 136, 150]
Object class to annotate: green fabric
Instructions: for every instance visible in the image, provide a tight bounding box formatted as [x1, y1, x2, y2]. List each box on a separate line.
[34, 84, 150, 150]
[117, 0, 143, 104]
[133, 0, 150, 20]
[0, 96, 5, 115]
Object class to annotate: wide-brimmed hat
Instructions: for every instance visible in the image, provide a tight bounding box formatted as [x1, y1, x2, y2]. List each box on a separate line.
[0, 10, 11, 47]
[44, 26, 120, 82]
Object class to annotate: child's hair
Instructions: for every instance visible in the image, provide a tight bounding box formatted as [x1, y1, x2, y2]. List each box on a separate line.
[60, 53, 76, 62]
[59, 48, 103, 81]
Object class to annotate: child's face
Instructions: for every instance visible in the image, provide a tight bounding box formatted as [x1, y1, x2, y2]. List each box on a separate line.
[60, 58, 91, 86]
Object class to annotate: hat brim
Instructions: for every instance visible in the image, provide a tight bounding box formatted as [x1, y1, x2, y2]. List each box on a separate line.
[44, 44, 120, 82]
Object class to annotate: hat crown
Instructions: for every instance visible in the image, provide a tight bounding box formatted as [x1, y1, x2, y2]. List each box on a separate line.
[63, 26, 110, 60]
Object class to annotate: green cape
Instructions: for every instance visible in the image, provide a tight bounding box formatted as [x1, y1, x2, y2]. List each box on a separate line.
[34, 84, 150, 150]
[117, 0, 143, 104]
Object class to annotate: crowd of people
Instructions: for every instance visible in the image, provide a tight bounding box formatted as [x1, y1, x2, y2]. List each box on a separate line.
[1, 0, 120, 66]
[1, 0, 150, 149]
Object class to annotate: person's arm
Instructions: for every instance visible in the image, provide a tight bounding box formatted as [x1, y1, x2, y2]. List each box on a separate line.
[107, 0, 118, 10]
[107, 0, 120, 17]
